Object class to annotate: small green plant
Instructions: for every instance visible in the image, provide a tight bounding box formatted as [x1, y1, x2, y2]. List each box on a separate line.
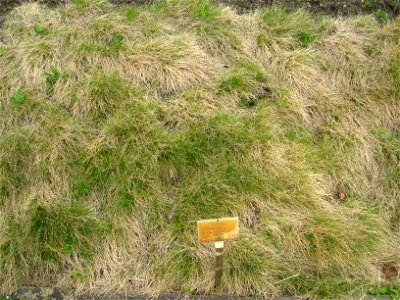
[390, 0, 400, 10]
[33, 24, 49, 36]
[109, 34, 124, 53]
[362, 0, 373, 10]
[376, 9, 390, 22]
[195, 0, 219, 21]
[369, 285, 400, 300]
[296, 31, 316, 47]
[9, 90, 26, 105]
[123, 6, 140, 20]
[44, 66, 60, 94]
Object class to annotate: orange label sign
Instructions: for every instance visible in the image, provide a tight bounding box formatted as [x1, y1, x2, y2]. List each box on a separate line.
[197, 217, 239, 243]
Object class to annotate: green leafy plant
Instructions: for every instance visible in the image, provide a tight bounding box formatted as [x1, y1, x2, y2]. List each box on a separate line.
[195, 0, 220, 21]
[362, 0, 373, 10]
[9, 90, 26, 105]
[296, 31, 316, 47]
[44, 66, 60, 94]
[376, 9, 390, 22]
[369, 286, 400, 300]
[33, 24, 49, 36]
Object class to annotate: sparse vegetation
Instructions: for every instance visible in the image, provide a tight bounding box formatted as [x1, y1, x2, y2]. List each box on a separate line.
[369, 285, 400, 300]
[0, 0, 400, 298]
[362, 0, 373, 10]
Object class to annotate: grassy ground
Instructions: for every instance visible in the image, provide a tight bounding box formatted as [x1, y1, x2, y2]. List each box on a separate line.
[0, 0, 400, 298]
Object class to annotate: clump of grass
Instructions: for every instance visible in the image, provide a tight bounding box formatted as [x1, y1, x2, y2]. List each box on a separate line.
[44, 66, 60, 94]
[194, 0, 221, 21]
[218, 63, 271, 108]
[59, 70, 131, 119]
[0, 0, 400, 298]
[8, 90, 26, 105]
[69, 0, 111, 15]
[120, 5, 141, 21]
[260, 6, 324, 49]
[28, 202, 104, 264]
[296, 31, 316, 47]
[0, 201, 107, 290]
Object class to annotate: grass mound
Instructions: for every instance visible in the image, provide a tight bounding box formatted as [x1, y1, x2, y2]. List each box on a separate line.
[0, 0, 399, 297]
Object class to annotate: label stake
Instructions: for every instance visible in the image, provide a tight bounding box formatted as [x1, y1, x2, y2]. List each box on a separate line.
[214, 241, 224, 288]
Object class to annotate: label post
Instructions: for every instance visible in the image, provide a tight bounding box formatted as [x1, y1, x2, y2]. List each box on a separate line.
[197, 217, 239, 290]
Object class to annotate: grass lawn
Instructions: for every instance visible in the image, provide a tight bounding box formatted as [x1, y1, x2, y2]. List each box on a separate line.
[0, 0, 399, 298]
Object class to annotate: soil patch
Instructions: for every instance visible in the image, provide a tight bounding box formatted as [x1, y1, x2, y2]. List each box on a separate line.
[220, 0, 400, 17]
[1, 0, 400, 24]
[0, 0, 67, 24]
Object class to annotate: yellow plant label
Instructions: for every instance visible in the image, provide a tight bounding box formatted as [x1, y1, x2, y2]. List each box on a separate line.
[197, 217, 239, 243]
